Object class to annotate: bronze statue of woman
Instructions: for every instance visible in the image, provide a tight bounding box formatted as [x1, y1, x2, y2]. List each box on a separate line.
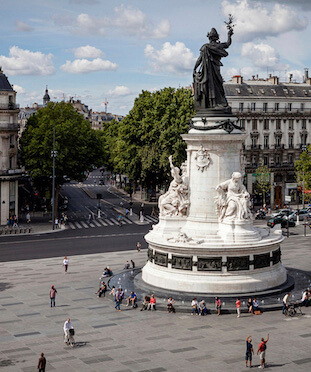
[193, 26, 233, 115]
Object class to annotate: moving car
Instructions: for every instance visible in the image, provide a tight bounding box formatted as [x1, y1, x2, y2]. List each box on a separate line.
[271, 208, 292, 218]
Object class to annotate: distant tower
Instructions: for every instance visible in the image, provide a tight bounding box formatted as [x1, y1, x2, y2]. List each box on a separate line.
[103, 98, 109, 114]
[43, 85, 50, 106]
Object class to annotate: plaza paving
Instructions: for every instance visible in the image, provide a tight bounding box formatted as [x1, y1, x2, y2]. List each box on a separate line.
[0, 225, 310, 371]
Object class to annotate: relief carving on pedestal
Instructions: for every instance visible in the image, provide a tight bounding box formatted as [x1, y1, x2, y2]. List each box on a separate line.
[167, 230, 204, 245]
[158, 155, 190, 217]
[215, 172, 252, 222]
[171, 255, 192, 270]
[154, 252, 168, 267]
[197, 258, 222, 271]
[195, 145, 211, 172]
[227, 256, 250, 271]
[254, 253, 270, 269]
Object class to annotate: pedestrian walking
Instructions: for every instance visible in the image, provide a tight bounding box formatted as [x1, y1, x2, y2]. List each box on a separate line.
[257, 333, 269, 369]
[49, 285, 57, 307]
[26, 212, 31, 224]
[88, 213, 92, 223]
[63, 256, 69, 273]
[136, 241, 141, 252]
[215, 297, 222, 316]
[236, 298, 241, 318]
[131, 259, 135, 268]
[37, 352, 46, 372]
[117, 214, 123, 226]
[63, 318, 75, 346]
[245, 336, 254, 368]
[282, 292, 290, 315]
[55, 218, 59, 229]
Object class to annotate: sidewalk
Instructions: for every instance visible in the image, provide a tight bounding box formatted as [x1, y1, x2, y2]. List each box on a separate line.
[0, 223, 65, 237]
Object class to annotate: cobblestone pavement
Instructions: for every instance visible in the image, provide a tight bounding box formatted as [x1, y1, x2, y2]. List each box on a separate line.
[0, 226, 310, 371]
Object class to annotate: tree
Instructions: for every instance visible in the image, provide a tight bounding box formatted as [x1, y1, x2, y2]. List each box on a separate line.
[295, 144, 311, 204]
[254, 164, 270, 206]
[20, 101, 104, 213]
[102, 87, 194, 191]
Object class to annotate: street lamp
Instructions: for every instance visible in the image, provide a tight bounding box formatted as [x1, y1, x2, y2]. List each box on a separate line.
[51, 123, 57, 230]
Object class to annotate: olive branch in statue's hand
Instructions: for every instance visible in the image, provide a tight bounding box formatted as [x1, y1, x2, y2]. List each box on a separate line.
[224, 14, 235, 35]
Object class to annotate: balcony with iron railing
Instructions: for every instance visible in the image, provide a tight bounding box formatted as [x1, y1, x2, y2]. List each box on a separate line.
[233, 107, 311, 115]
[0, 103, 20, 110]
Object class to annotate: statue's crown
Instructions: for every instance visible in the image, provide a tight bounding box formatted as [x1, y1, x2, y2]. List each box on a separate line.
[207, 28, 219, 39]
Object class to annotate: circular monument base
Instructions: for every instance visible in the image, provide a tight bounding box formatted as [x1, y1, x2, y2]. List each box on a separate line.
[142, 261, 287, 294]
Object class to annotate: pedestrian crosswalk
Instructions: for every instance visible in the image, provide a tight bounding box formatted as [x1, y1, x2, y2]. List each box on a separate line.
[66, 215, 159, 230]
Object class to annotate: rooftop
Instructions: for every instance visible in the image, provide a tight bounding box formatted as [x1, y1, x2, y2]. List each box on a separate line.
[0, 67, 14, 91]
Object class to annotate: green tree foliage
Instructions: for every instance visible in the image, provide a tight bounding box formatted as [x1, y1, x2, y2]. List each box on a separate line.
[20, 101, 104, 207]
[254, 164, 270, 205]
[295, 144, 311, 201]
[101, 87, 194, 188]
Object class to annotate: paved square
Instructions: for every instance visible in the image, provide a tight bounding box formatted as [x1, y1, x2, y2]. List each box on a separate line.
[0, 228, 310, 371]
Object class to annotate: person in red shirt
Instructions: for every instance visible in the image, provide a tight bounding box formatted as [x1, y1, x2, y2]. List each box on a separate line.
[257, 333, 269, 369]
[148, 294, 156, 310]
[236, 298, 241, 318]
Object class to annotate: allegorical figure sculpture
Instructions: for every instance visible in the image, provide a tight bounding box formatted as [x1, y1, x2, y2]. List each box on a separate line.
[215, 172, 252, 222]
[159, 156, 189, 217]
[193, 17, 234, 114]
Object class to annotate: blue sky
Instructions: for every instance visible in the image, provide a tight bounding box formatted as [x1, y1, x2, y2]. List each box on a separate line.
[0, 0, 310, 115]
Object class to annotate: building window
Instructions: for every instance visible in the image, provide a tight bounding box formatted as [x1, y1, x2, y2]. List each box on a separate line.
[251, 102, 256, 111]
[9, 156, 13, 169]
[252, 119, 257, 130]
[263, 156, 268, 166]
[9, 181, 16, 214]
[263, 119, 269, 130]
[276, 119, 281, 130]
[301, 133, 307, 146]
[288, 154, 293, 164]
[275, 136, 281, 148]
[251, 137, 257, 148]
[288, 119, 293, 130]
[263, 103, 268, 112]
[240, 119, 245, 129]
[275, 103, 279, 111]
[239, 102, 244, 112]
[302, 119, 306, 129]
[288, 103, 292, 111]
[252, 155, 257, 166]
[301, 103, 305, 111]
[275, 155, 280, 165]
[9, 135, 14, 148]
[264, 136, 269, 149]
[288, 135, 293, 149]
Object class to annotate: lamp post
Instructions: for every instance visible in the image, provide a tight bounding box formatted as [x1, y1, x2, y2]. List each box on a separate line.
[51, 124, 57, 230]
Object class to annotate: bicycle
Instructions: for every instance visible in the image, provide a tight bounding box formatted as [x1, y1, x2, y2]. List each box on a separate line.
[284, 302, 303, 317]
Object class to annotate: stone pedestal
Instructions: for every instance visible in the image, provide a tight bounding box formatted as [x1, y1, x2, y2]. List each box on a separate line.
[142, 115, 287, 294]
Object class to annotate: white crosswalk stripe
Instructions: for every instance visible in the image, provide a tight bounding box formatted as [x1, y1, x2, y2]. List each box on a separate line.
[66, 215, 158, 230]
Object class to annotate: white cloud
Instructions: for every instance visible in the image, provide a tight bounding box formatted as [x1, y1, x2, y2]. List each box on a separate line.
[60, 58, 117, 74]
[222, 0, 308, 41]
[0, 46, 55, 76]
[241, 42, 286, 69]
[73, 45, 104, 59]
[108, 86, 131, 96]
[152, 20, 171, 39]
[15, 20, 34, 32]
[52, 6, 169, 39]
[12, 84, 25, 94]
[145, 42, 195, 74]
[224, 66, 256, 80]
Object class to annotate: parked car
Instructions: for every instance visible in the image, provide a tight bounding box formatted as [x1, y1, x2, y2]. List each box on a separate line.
[281, 219, 296, 228]
[286, 210, 311, 221]
[267, 216, 283, 228]
[271, 208, 292, 218]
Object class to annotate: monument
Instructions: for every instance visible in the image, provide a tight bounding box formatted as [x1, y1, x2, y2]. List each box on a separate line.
[142, 18, 287, 294]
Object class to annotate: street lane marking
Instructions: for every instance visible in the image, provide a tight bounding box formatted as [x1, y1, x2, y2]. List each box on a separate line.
[89, 223, 95, 227]
[144, 216, 154, 223]
[68, 223, 76, 230]
[122, 217, 132, 224]
[75, 222, 83, 229]
[98, 219, 108, 226]
[104, 219, 114, 226]
[110, 218, 119, 225]
[80, 221, 89, 228]
[93, 220, 101, 227]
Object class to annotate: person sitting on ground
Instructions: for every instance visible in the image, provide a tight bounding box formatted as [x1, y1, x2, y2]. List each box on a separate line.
[191, 298, 199, 315]
[96, 282, 107, 297]
[109, 286, 115, 296]
[124, 261, 130, 270]
[199, 299, 208, 316]
[148, 294, 156, 310]
[140, 295, 150, 311]
[215, 297, 222, 316]
[167, 297, 175, 313]
[252, 298, 261, 313]
[103, 266, 113, 277]
[131, 260, 135, 269]
[247, 297, 254, 314]
[126, 291, 137, 308]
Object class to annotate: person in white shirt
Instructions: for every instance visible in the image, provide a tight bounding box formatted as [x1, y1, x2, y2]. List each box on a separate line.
[191, 298, 199, 315]
[282, 293, 290, 314]
[63, 318, 74, 345]
[63, 256, 69, 273]
[301, 290, 309, 307]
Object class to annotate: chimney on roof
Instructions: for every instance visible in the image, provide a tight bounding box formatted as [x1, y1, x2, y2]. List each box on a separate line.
[268, 75, 279, 85]
[252, 75, 255, 80]
[232, 75, 243, 84]
[304, 68, 309, 83]
[289, 73, 293, 82]
[306, 77, 311, 85]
